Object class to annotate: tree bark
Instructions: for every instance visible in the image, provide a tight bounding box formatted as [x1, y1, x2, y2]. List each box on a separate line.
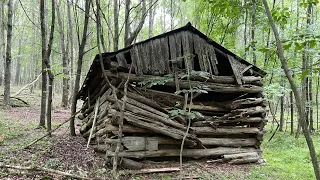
[39, 0, 47, 127]
[67, 0, 74, 105]
[4, 0, 13, 108]
[279, 95, 284, 131]
[56, 1, 69, 108]
[45, 0, 56, 134]
[70, 0, 91, 136]
[14, 39, 22, 85]
[0, 1, 4, 86]
[148, 0, 155, 38]
[251, 0, 256, 65]
[262, 1, 320, 179]
[113, 0, 119, 51]
[316, 73, 319, 130]
[124, 0, 147, 47]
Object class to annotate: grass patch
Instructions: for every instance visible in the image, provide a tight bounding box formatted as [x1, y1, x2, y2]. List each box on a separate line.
[248, 131, 320, 180]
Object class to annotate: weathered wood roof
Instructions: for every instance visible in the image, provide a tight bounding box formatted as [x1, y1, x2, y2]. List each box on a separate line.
[77, 23, 266, 100]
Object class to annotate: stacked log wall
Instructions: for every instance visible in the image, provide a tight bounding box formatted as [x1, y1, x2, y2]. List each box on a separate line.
[79, 69, 267, 168]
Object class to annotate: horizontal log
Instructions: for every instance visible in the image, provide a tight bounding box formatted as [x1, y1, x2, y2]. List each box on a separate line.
[106, 147, 258, 159]
[220, 106, 268, 120]
[125, 167, 180, 174]
[102, 136, 257, 147]
[190, 127, 260, 135]
[228, 157, 260, 164]
[187, 104, 229, 112]
[105, 71, 263, 93]
[105, 71, 262, 85]
[199, 138, 258, 147]
[192, 117, 267, 127]
[97, 124, 153, 135]
[229, 98, 265, 109]
[222, 152, 259, 160]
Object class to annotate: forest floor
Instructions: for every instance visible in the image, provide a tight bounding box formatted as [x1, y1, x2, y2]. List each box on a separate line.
[0, 87, 319, 179]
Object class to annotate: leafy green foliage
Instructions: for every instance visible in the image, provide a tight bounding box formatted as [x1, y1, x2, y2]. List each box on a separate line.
[138, 75, 174, 88]
[178, 70, 211, 80]
[175, 85, 211, 95]
[271, 7, 290, 25]
[264, 83, 290, 103]
[169, 109, 204, 120]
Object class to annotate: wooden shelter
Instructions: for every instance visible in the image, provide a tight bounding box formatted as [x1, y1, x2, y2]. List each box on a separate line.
[77, 23, 268, 168]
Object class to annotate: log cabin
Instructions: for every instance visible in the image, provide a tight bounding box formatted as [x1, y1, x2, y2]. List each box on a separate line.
[77, 23, 268, 168]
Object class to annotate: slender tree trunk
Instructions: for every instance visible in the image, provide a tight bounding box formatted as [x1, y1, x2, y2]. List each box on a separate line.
[39, 0, 47, 127]
[308, 4, 314, 131]
[67, 0, 74, 105]
[170, 0, 174, 30]
[56, 1, 69, 108]
[251, 0, 256, 65]
[70, 0, 91, 136]
[262, 1, 320, 179]
[243, 0, 248, 59]
[113, 0, 119, 51]
[46, 0, 56, 134]
[124, 0, 131, 47]
[14, 38, 22, 85]
[148, 0, 155, 38]
[4, 0, 13, 108]
[279, 95, 284, 131]
[0, 1, 4, 86]
[316, 73, 320, 130]
[31, 9, 37, 93]
[96, 0, 106, 52]
[107, 1, 111, 52]
[124, 0, 147, 47]
[290, 89, 294, 135]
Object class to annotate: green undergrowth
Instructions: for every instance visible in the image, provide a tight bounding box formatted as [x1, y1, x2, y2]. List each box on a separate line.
[248, 131, 320, 180]
[0, 115, 27, 145]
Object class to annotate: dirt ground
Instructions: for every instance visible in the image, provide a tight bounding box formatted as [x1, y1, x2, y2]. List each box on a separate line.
[0, 92, 255, 180]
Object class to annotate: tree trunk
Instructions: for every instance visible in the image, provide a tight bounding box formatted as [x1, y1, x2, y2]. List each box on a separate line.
[243, 0, 248, 59]
[124, 0, 131, 47]
[262, 1, 320, 179]
[251, 0, 256, 65]
[14, 38, 22, 85]
[124, 0, 147, 47]
[148, 0, 155, 38]
[316, 73, 319, 130]
[279, 95, 284, 131]
[290, 90, 294, 135]
[113, 0, 119, 51]
[3, 0, 13, 108]
[67, 0, 74, 105]
[56, 1, 69, 108]
[39, 0, 47, 127]
[70, 0, 91, 136]
[46, 0, 56, 134]
[308, 4, 314, 131]
[0, 1, 5, 86]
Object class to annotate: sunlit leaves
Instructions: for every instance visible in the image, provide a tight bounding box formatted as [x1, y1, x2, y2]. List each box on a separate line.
[271, 7, 290, 25]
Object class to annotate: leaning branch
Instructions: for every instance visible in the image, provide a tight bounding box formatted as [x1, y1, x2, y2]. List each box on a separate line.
[23, 110, 81, 149]
[0, 165, 95, 180]
[11, 73, 42, 97]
